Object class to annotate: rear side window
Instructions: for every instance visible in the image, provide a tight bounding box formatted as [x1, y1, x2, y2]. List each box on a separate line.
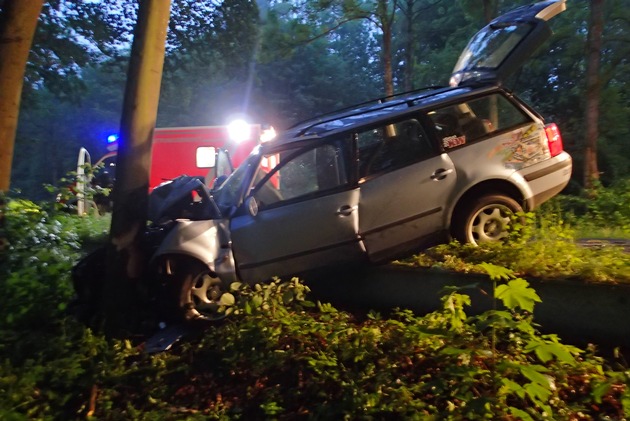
[356, 118, 435, 178]
[428, 94, 531, 150]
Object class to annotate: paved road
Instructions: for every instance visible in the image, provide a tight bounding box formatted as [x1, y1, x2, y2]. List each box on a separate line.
[577, 238, 630, 253]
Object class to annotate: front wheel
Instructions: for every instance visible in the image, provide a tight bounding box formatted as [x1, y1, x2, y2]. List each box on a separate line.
[158, 256, 230, 322]
[452, 194, 523, 246]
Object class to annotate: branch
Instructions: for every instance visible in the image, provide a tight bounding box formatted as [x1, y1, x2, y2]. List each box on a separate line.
[301, 15, 369, 45]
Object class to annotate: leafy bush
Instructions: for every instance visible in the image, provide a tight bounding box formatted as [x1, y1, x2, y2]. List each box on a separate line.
[44, 162, 112, 216]
[554, 179, 630, 238]
[1, 198, 629, 419]
[13, 273, 622, 420]
[0, 200, 110, 369]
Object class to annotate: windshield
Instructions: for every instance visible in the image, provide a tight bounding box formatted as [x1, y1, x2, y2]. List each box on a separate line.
[212, 153, 258, 213]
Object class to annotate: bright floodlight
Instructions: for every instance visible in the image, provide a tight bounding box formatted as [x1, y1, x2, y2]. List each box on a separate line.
[107, 134, 119, 143]
[227, 119, 251, 143]
[260, 126, 277, 142]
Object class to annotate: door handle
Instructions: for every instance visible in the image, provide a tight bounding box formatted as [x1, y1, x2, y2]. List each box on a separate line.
[336, 205, 357, 216]
[431, 168, 453, 181]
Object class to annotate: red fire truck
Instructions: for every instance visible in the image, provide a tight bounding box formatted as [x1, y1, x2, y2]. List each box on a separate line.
[75, 121, 273, 215]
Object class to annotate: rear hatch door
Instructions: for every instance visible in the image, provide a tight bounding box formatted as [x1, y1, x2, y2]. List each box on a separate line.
[450, 0, 566, 87]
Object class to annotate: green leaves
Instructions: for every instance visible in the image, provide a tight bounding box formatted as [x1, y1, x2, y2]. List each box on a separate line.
[477, 263, 542, 313]
[2, 204, 629, 419]
[219, 292, 236, 307]
[478, 262, 513, 281]
[441, 291, 471, 331]
[524, 338, 577, 365]
[495, 278, 541, 313]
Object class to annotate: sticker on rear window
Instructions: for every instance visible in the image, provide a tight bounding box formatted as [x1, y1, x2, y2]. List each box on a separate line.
[443, 135, 466, 149]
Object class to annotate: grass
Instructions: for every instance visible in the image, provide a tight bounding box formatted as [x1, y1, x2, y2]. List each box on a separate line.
[403, 201, 630, 284]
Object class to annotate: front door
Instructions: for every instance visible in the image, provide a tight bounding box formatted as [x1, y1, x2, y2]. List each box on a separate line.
[230, 139, 365, 283]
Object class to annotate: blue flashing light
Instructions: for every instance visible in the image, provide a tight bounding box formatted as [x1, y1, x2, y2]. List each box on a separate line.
[107, 134, 119, 144]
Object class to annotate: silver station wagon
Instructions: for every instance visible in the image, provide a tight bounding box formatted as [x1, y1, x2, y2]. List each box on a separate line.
[147, 0, 572, 320]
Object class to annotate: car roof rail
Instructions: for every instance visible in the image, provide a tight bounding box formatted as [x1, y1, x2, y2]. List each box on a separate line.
[289, 86, 446, 130]
[290, 86, 450, 137]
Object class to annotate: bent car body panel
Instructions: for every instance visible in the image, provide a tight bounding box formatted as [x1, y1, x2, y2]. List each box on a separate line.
[152, 219, 237, 284]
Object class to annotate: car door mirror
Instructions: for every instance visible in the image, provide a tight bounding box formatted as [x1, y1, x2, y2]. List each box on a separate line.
[245, 196, 259, 217]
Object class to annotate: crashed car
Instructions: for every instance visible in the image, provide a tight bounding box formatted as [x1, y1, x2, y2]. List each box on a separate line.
[146, 0, 571, 321]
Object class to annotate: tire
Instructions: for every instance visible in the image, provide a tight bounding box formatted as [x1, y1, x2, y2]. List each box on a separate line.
[158, 256, 229, 322]
[453, 194, 523, 246]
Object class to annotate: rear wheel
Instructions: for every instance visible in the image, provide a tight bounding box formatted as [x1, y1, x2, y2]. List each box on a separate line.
[453, 194, 523, 246]
[158, 256, 230, 322]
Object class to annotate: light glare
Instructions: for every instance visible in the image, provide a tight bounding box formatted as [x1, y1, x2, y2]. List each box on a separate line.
[227, 119, 251, 143]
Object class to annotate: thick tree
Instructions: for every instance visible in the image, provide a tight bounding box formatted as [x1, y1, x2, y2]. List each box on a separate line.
[399, 0, 442, 91]
[584, 0, 603, 188]
[0, 0, 44, 193]
[104, 0, 171, 335]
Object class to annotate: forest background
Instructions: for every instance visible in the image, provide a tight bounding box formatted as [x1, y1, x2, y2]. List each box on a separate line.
[5, 0, 630, 200]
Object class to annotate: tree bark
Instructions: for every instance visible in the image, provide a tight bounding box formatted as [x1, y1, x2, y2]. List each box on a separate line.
[482, 0, 497, 24]
[382, 22, 394, 97]
[105, 0, 172, 336]
[0, 0, 44, 192]
[584, 0, 603, 189]
[376, 0, 396, 97]
[403, 0, 414, 92]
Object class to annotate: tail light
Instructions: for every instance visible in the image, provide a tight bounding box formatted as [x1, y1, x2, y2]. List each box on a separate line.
[544, 123, 564, 157]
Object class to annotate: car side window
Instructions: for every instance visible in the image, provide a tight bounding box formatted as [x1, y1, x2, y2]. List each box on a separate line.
[251, 141, 349, 209]
[429, 93, 532, 150]
[357, 118, 435, 178]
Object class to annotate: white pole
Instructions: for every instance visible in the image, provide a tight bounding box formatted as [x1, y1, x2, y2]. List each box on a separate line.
[76, 147, 91, 216]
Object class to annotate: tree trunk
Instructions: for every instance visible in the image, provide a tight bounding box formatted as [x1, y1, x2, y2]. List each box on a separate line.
[382, 23, 394, 97]
[403, 0, 414, 92]
[482, 0, 497, 24]
[584, 0, 603, 189]
[104, 0, 172, 336]
[377, 0, 395, 97]
[0, 0, 44, 192]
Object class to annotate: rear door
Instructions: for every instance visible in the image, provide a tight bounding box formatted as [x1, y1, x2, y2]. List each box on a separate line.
[356, 117, 457, 262]
[450, 0, 566, 87]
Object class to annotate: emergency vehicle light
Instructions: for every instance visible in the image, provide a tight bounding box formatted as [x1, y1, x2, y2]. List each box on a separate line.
[227, 119, 251, 143]
[261, 126, 277, 142]
[106, 134, 119, 151]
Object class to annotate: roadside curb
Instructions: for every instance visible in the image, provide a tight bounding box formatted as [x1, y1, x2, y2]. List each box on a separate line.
[307, 265, 630, 351]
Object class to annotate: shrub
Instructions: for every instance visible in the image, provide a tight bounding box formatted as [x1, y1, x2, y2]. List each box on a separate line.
[554, 179, 630, 237]
[92, 274, 628, 420]
[1, 198, 629, 419]
[409, 208, 630, 283]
